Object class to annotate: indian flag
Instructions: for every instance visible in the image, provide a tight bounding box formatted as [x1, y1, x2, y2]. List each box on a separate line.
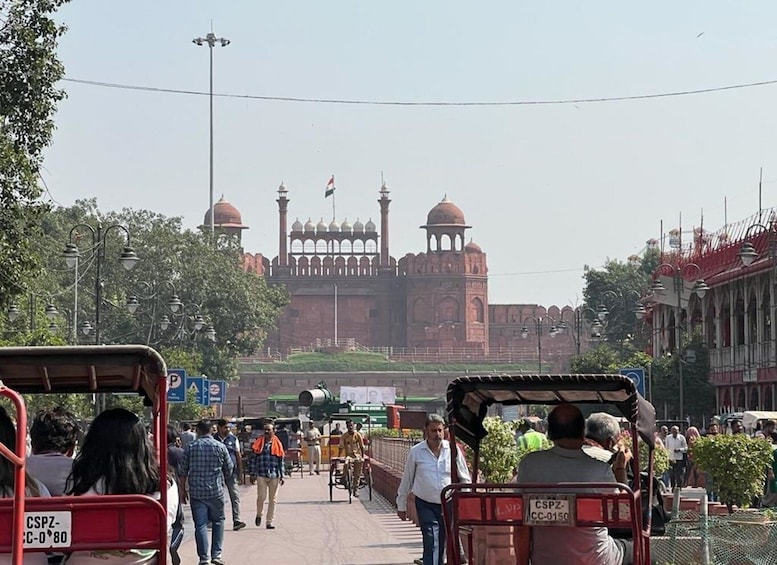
[325, 175, 335, 198]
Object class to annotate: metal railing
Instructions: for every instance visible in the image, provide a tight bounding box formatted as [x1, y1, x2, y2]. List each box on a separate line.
[370, 436, 418, 473]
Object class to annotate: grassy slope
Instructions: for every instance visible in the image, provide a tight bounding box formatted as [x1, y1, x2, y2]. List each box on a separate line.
[240, 350, 541, 373]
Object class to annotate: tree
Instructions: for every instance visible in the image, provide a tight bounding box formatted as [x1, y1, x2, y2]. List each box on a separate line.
[0, 0, 69, 303]
[14, 200, 289, 382]
[582, 248, 658, 354]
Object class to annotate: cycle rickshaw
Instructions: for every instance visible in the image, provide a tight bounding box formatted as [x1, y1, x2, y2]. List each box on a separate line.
[274, 417, 304, 478]
[327, 413, 373, 503]
[443, 373, 657, 565]
[0, 345, 171, 565]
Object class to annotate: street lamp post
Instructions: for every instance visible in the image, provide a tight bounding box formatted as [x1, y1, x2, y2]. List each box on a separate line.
[597, 289, 647, 348]
[6, 295, 60, 333]
[559, 307, 603, 356]
[193, 30, 230, 236]
[650, 263, 709, 420]
[520, 316, 559, 373]
[62, 224, 140, 345]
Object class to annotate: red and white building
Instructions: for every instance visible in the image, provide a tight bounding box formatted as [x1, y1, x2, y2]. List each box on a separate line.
[648, 211, 777, 413]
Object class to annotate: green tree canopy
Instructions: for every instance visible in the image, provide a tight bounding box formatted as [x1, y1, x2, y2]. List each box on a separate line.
[4, 200, 289, 382]
[0, 0, 68, 302]
[582, 248, 658, 354]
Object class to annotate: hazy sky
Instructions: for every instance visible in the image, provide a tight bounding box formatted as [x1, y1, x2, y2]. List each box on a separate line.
[44, 1, 777, 306]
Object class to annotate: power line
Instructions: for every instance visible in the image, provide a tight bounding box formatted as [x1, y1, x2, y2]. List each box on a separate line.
[61, 76, 777, 107]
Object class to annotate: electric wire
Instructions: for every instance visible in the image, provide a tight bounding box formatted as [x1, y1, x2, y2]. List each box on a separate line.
[61, 76, 777, 107]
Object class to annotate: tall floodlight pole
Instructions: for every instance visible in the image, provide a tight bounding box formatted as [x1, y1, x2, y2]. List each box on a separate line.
[193, 31, 230, 236]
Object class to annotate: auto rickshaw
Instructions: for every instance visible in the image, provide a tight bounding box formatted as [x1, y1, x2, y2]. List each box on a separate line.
[0, 345, 170, 565]
[443, 373, 657, 565]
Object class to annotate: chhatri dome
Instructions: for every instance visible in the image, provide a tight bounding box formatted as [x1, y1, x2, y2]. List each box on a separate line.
[425, 195, 466, 227]
[202, 195, 248, 230]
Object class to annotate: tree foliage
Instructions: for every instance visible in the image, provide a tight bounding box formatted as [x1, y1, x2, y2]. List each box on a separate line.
[0, 0, 69, 302]
[582, 248, 658, 353]
[2, 200, 289, 384]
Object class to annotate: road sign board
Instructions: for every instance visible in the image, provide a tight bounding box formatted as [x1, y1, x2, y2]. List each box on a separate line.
[167, 369, 187, 403]
[209, 380, 226, 404]
[186, 375, 209, 406]
[619, 368, 646, 397]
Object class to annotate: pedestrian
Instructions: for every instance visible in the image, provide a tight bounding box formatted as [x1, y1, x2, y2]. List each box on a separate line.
[251, 421, 285, 530]
[396, 414, 471, 565]
[180, 422, 196, 449]
[215, 419, 246, 531]
[304, 421, 322, 475]
[666, 425, 688, 490]
[180, 420, 234, 565]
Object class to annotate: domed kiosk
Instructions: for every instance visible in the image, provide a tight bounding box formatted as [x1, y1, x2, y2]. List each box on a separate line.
[201, 195, 249, 242]
[421, 196, 471, 253]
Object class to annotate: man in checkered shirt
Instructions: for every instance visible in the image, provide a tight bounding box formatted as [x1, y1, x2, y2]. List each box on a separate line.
[180, 420, 234, 565]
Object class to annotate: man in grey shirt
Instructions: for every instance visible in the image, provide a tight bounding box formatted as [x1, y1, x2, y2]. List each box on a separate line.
[516, 404, 632, 565]
[27, 407, 80, 496]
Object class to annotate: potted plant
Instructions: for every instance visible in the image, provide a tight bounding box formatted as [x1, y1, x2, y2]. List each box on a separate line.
[691, 434, 773, 514]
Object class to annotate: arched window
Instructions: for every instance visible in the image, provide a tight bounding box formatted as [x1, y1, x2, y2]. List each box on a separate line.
[470, 297, 484, 323]
[762, 287, 771, 343]
[437, 297, 459, 323]
[412, 297, 428, 323]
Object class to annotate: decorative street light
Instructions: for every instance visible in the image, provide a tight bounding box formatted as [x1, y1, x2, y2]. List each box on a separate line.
[6, 295, 60, 332]
[126, 281, 214, 345]
[62, 223, 139, 346]
[595, 289, 647, 346]
[520, 315, 559, 373]
[558, 307, 604, 356]
[193, 30, 230, 236]
[651, 262, 709, 420]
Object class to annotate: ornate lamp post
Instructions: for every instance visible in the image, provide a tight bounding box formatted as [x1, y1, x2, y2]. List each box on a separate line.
[61, 223, 139, 346]
[650, 263, 709, 419]
[520, 316, 559, 373]
[126, 281, 214, 346]
[558, 307, 604, 356]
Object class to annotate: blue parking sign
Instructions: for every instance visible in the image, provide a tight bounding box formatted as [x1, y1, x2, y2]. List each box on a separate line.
[186, 375, 209, 406]
[619, 368, 646, 397]
[209, 380, 226, 404]
[167, 369, 187, 403]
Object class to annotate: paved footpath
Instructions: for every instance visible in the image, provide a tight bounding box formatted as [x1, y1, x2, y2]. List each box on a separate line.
[178, 471, 423, 565]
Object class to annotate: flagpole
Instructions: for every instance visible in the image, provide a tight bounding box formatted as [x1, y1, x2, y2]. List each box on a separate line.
[334, 283, 338, 346]
[332, 187, 336, 222]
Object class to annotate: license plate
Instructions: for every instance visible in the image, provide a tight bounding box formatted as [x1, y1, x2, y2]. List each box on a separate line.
[24, 511, 72, 548]
[524, 494, 575, 527]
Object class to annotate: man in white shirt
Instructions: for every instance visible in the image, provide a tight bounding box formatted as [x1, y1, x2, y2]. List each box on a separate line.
[303, 422, 322, 475]
[396, 414, 471, 565]
[665, 425, 688, 489]
[517, 404, 631, 565]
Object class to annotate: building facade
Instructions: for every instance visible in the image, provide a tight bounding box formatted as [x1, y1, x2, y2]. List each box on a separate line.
[647, 211, 777, 413]
[210, 184, 590, 369]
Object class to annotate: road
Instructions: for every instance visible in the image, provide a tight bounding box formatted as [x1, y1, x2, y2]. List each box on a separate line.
[177, 471, 422, 565]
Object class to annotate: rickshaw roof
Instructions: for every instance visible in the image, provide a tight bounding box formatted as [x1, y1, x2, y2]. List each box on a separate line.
[0, 345, 167, 404]
[742, 411, 777, 428]
[447, 373, 656, 450]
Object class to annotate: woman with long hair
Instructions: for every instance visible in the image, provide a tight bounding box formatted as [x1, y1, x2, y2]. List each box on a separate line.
[66, 408, 179, 565]
[0, 407, 49, 565]
[684, 426, 701, 488]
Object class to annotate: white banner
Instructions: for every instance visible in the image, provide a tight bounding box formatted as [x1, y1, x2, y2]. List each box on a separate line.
[339, 386, 396, 405]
